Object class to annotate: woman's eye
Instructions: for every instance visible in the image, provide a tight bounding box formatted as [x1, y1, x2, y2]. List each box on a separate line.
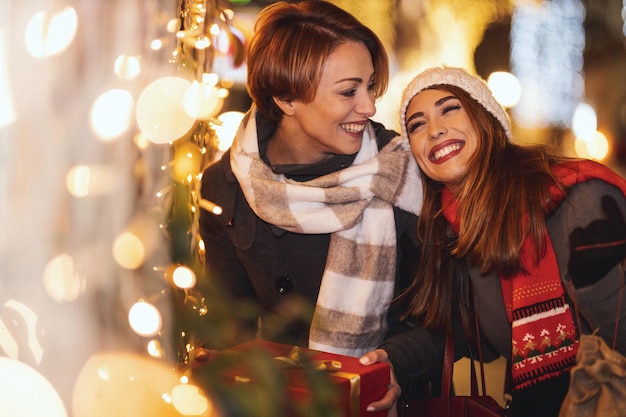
[367, 82, 376, 91]
[442, 104, 461, 114]
[341, 89, 357, 97]
[407, 121, 424, 134]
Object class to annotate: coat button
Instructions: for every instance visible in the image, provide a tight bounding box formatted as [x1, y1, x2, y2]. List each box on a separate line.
[275, 276, 293, 294]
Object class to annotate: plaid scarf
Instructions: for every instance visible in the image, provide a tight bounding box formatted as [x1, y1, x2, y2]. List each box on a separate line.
[442, 160, 626, 390]
[230, 108, 422, 357]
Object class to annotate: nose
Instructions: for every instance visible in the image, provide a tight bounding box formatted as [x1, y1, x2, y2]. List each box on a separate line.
[428, 122, 446, 139]
[356, 94, 376, 118]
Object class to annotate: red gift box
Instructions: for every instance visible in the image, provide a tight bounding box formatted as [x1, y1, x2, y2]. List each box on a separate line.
[221, 340, 390, 417]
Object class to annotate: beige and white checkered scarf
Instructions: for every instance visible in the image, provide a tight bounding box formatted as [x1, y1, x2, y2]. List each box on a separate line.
[230, 108, 422, 357]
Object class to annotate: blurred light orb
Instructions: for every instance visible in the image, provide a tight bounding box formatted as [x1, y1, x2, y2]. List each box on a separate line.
[147, 340, 166, 358]
[112, 232, 145, 269]
[0, 300, 44, 363]
[66, 164, 119, 197]
[167, 19, 180, 33]
[0, 357, 67, 417]
[151, 39, 163, 50]
[585, 131, 610, 161]
[173, 144, 203, 182]
[183, 82, 222, 120]
[136, 76, 196, 144]
[487, 71, 522, 108]
[25, 7, 78, 58]
[43, 254, 86, 302]
[215, 111, 244, 151]
[72, 352, 186, 417]
[66, 165, 92, 197]
[114, 55, 141, 81]
[0, 30, 16, 127]
[129, 301, 162, 337]
[572, 102, 597, 142]
[90, 89, 134, 141]
[172, 266, 196, 289]
[172, 384, 211, 415]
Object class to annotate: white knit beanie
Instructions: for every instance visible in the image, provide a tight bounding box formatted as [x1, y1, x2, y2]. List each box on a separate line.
[399, 66, 512, 140]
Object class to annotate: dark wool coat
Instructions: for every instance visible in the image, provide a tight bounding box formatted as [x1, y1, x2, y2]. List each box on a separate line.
[198, 115, 419, 349]
[380, 179, 626, 416]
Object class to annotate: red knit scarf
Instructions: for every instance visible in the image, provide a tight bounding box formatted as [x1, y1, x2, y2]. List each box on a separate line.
[442, 159, 626, 391]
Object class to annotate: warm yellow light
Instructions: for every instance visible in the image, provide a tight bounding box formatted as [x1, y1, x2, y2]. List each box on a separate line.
[166, 18, 180, 33]
[183, 81, 222, 120]
[72, 352, 188, 417]
[172, 266, 196, 289]
[114, 55, 141, 80]
[136, 76, 195, 144]
[90, 89, 134, 141]
[0, 30, 16, 127]
[173, 144, 203, 182]
[195, 37, 211, 49]
[586, 131, 610, 161]
[171, 383, 212, 415]
[0, 300, 44, 364]
[571, 102, 597, 142]
[66, 164, 119, 197]
[112, 232, 145, 269]
[66, 165, 92, 197]
[215, 111, 244, 151]
[487, 71, 522, 108]
[43, 254, 86, 302]
[147, 340, 166, 358]
[150, 39, 163, 50]
[0, 357, 67, 417]
[128, 301, 162, 337]
[25, 7, 78, 58]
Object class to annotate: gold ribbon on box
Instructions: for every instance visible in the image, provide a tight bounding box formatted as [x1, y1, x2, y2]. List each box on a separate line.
[275, 346, 361, 417]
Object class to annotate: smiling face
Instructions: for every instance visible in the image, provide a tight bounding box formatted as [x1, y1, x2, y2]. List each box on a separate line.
[404, 88, 480, 192]
[272, 41, 377, 164]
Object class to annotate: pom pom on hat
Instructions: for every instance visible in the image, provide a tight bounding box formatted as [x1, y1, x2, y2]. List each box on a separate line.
[399, 66, 512, 140]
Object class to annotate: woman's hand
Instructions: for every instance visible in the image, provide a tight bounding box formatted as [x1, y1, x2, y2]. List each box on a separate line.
[360, 349, 401, 417]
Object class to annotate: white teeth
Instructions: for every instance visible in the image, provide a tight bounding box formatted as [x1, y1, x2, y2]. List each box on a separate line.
[341, 123, 365, 133]
[433, 143, 461, 160]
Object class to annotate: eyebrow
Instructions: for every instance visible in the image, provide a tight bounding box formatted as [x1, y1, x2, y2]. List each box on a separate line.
[334, 73, 375, 86]
[405, 95, 457, 126]
[335, 77, 363, 85]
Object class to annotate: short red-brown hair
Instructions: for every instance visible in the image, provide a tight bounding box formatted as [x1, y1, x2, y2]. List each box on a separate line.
[246, 0, 389, 122]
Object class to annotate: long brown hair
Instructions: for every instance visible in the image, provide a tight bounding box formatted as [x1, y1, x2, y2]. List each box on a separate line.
[399, 85, 566, 333]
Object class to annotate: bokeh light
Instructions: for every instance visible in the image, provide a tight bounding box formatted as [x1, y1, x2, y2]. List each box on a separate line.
[215, 111, 244, 151]
[0, 29, 16, 127]
[90, 89, 134, 141]
[173, 143, 203, 183]
[571, 102, 597, 142]
[136, 76, 196, 144]
[171, 383, 211, 415]
[147, 340, 166, 358]
[112, 232, 145, 270]
[72, 352, 185, 417]
[487, 71, 522, 108]
[43, 254, 86, 302]
[114, 55, 141, 81]
[183, 81, 222, 120]
[0, 357, 67, 417]
[25, 7, 78, 58]
[66, 164, 121, 198]
[0, 301, 44, 363]
[172, 265, 196, 289]
[128, 300, 163, 337]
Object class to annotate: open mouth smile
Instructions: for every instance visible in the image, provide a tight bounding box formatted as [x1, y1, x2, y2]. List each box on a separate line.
[341, 123, 365, 133]
[429, 141, 464, 161]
